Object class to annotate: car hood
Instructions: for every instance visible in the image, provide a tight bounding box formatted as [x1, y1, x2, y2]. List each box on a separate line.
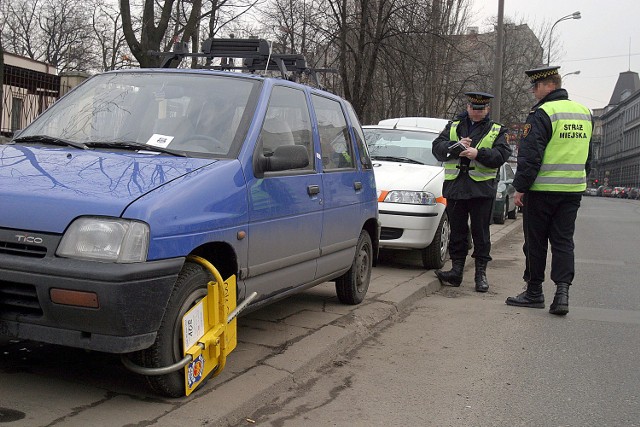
[0, 145, 216, 232]
[372, 160, 444, 192]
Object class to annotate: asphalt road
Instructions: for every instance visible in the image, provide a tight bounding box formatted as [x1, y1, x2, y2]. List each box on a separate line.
[245, 196, 640, 427]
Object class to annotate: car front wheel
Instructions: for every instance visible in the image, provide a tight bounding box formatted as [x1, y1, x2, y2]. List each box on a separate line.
[133, 261, 212, 397]
[421, 212, 450, 270]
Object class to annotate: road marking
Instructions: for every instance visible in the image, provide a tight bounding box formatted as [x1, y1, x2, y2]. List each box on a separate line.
[569, 306, 640, 325]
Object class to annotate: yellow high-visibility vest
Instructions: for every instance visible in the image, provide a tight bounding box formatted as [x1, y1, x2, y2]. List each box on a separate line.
[444, 121, 501, 181]
[530, 100, 592, 192]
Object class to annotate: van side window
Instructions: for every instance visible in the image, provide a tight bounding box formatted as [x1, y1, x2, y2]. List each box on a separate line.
[345, 102, 372, 169]
[312, 94, 355, 170]
[259, 86, 313, 170]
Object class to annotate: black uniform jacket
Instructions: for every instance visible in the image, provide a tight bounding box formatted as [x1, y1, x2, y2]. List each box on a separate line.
[512, 88, 592, 194]
[432, 111, 511, 200]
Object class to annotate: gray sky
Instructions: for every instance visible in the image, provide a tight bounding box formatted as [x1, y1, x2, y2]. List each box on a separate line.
[470, 0, 640, 111]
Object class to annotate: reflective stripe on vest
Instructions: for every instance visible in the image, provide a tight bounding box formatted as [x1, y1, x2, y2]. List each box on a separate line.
[530, 100, 592, 192]
[444, 122, 501, 181]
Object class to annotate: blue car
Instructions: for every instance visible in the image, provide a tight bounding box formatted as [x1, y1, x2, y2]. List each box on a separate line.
[0, 39, 379, 396]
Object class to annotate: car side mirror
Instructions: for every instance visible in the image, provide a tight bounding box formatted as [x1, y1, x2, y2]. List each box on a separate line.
[255, 144, 309, 176]
[504, 178, 513, 185]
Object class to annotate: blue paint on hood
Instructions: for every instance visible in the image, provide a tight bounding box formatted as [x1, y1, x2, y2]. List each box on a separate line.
[0, 145, 216, 233]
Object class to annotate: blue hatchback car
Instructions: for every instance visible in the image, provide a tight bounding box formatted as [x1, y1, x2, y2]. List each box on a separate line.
[0, 39, 379, 396]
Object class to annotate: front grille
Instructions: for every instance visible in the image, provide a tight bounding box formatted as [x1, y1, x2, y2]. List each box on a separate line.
[0, 281, 43, 318]
[0, 241, 48, 258]
[380, 227, 403, 240]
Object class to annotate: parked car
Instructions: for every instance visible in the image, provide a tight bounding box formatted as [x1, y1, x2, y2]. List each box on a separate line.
[602, 186, 614, 197]
[362, 118, 449, 270]
[493, 163, 518, 224]
[628, 187, 640, 199]
[584, 188, 598, 196]
[0, 38, 380, 397]
[612, 186, 626, 198]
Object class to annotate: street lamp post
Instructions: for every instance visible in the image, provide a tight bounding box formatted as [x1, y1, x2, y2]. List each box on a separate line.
[561, 70, 581, 79]
[547, 11, 581, 65]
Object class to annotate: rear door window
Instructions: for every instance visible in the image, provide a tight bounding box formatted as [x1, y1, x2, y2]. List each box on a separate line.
[312, 95, 355, 171]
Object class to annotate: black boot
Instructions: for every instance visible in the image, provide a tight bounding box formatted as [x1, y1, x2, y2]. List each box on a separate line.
[505, 282, 545, 308]
[549, 282, 570, 315]
[474, 259, 489, 293]
[436, 258, 465, 287]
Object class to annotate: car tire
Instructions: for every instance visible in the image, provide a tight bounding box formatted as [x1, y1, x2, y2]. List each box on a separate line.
[494, 200, 507, 224]
[336, 230, 372, 305]
[507, 201, 517, 219]
[421, 212, 450, 270]
[134, 261, 212, 397]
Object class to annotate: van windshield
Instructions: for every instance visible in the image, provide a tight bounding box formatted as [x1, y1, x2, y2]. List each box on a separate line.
[17, 71, 261, 158]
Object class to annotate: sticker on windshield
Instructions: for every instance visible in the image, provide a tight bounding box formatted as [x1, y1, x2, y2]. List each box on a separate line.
[147, 134, 174, 148]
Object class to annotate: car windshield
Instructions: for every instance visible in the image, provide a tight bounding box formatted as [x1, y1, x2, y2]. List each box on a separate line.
[16, 71, 261, 158]
[363, 128, 440, 166]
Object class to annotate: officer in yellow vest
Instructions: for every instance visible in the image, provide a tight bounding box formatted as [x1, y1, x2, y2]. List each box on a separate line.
[506, 66, 592, 315]
[432, 92, 511, 292]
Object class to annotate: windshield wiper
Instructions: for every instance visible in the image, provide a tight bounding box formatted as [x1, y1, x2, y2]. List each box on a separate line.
[12, 135, 87, 150]
[84, 141, 187, 157]
[371, 155, 424, 165]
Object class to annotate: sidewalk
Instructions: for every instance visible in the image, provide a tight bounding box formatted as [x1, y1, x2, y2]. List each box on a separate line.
[159, 217, 523, 426]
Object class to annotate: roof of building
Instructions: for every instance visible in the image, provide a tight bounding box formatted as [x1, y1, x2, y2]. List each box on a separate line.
[608, 71, 640, 106]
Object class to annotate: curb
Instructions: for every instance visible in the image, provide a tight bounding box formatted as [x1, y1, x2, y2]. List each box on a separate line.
[158, 217, 523, 426]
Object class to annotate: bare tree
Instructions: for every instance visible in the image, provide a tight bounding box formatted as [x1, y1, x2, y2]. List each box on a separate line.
[1, 0, 42, 59]
[1, 0, 97, 72]
[92, 0, 133, 70]
[120, 0, 203, 67]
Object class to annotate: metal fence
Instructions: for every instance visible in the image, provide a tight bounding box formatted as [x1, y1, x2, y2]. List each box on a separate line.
[1, 64, 61, 137]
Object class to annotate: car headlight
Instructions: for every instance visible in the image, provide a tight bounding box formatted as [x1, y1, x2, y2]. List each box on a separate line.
[495, 191, 504, 199]
[383, 190, 436, 205]
[57, 217, 149, 263]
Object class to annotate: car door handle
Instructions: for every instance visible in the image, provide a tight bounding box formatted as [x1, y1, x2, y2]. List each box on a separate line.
[353, 181, 362, 191]
[307, 184, 320, 196]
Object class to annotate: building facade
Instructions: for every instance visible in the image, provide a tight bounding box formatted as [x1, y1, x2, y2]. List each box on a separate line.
[596, 71, 640, 188]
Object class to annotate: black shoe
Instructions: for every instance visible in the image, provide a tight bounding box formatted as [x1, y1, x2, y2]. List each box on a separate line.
[549, 282, 569, 315]
[505, 283, 545, 308]
[436, 259, 465, 287]
[474, 260, 489, 293]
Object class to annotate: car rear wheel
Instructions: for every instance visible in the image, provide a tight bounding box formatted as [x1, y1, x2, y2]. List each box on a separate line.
[134, 261, 212, 397]
[507, 201, 517, 219]
[494, 200, 507, 224]
[336, 230, 372, 305]
[421, 212, 450, 270]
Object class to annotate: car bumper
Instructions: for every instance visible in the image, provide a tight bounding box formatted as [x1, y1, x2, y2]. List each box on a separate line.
[378, 203, 444, 249]
[0, 254, 185, 353]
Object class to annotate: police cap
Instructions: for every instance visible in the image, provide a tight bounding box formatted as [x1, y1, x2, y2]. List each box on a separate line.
[464, 91, 494, 110]
[525, 65, 560, 85]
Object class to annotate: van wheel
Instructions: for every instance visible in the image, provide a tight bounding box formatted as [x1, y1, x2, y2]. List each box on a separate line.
[421, 213, 449, 270]
[336, 231, 372, 305]
[507, 203, 517, 219]
[135, 261, 211, 397]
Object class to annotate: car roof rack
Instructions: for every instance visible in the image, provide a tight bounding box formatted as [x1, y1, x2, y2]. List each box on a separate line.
[149, 37, 336, 89]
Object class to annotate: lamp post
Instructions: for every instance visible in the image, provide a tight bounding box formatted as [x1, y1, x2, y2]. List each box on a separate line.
[547, 11, 581, 65]
[561, 70, 581, 79]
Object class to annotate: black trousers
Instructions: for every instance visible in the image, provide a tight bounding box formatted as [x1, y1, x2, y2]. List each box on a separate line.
[446, 198, 493, 262]
[522, 191, 582, 286]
